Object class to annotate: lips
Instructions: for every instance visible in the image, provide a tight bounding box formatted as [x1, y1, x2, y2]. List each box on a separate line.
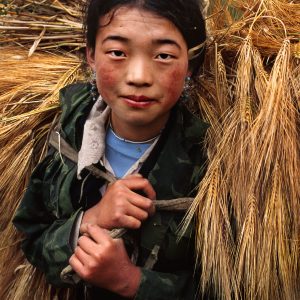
[125, 95, 153, 102]
[121, 95, 156, 108]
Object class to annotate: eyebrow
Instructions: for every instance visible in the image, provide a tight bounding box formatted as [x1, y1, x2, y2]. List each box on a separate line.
[152, 38, 181, 50]
[102, 35, 129, 44]
[102, 35, 181, 50]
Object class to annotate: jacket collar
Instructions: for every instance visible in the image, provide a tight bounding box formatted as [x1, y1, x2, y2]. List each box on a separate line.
[145, 104, 209, 199]
[172, 103, 209, 151]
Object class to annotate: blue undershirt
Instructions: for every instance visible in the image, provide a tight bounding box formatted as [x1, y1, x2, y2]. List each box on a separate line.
[105, 127, 152, 178]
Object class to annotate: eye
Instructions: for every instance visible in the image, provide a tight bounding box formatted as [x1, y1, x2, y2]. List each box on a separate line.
[108, 50, 126, 58]
[156, 53, 174, 60]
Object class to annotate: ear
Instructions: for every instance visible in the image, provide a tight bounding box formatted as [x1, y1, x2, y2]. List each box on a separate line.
[86, 47, 96, 71]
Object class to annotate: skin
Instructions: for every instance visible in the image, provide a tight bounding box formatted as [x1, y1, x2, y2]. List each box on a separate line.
[87, 6, 189, 142]
[69, 6, 190, 298]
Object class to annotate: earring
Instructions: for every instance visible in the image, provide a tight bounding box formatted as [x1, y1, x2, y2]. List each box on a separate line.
[90, 72, 99, 101]
[180, 76, 193, 102]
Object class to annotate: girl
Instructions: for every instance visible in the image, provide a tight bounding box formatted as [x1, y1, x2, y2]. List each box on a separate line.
[13, 0, 208, 299]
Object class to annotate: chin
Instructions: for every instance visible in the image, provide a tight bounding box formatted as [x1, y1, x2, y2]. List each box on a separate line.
[127, 118, 151, 127]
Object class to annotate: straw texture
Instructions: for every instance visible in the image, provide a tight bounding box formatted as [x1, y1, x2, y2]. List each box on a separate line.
[182, 1, 300, 299]
[0, 46, 83, 299]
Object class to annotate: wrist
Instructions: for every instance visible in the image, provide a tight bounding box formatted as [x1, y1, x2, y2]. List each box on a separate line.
[118, 265, 141, 298]
[82, 204, 103, 226]
[82, 209, 96, 225]
[82, 204, 112, 229]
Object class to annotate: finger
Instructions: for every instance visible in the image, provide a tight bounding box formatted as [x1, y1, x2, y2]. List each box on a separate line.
[121, 177, 156, 200]
[69, 253, 90, 280]
[123, 173, 143, 179]
[69, 253, 84, 271]
[77, 235, 100, 255]
[83, 224, 111, 245]
[126, 191, 155, 215]
[80, 223, 108, 236]
[80, 223, 90, 235]
[125, 202, 149, 221]
[73, 245, 92, 264]
[118, 215, 142, 229]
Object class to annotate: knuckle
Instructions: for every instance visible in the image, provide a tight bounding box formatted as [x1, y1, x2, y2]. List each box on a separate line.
[115, 196, 125, 208]
[144, 199, 153, 209]
[93, 251, 102, 261]
[77, 236, 86, 245]
[115, 190, 125, 199]
[81, 268, 92, 280]
[86, 224, 97, 235]
[114, 180, 123, 189]
[102, 240, 114, 253]
[113, 212, 123, 222]
[141, 178, 149, 185]
[86, 260, 97, 271]
[108, 182, 121, 194]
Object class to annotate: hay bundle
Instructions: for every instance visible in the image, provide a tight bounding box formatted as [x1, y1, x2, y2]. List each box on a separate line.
[0, 0, 85, 53]
[0, 47, 83, 228]
[0, 0, 299, 299]
[0, 47, 83, 299]
[183, 1, 300, 299]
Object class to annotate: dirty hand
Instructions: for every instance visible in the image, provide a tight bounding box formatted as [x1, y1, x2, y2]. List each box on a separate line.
[69, 223, 141, 298]
[82, 174, 156, 230]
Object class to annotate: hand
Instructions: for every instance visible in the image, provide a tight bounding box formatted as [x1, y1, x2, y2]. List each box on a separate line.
[69, 223, 141, 298]
[82, 174, 156, 230]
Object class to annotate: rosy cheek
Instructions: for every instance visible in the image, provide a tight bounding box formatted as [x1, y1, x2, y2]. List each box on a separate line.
[164, 68, 186, 100]
[96, 63, 118, 94]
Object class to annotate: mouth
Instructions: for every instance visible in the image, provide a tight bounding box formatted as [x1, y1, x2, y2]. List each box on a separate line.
[121, 95, 156, 108]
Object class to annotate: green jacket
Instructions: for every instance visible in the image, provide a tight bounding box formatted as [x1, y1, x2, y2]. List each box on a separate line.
[13, 83, 209, 300]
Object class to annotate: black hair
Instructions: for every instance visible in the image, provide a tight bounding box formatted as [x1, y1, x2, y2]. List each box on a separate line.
[84, 0, 206, 76]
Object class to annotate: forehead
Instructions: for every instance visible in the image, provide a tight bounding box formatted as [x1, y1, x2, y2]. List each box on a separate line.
[97, 6, 186, 46]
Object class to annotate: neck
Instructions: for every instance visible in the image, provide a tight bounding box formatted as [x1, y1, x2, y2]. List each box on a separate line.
[110, 113, 169, 142]
[109, 126, 160, 144]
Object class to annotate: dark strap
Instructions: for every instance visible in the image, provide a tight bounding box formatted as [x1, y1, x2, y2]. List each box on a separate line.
[49, 130, 116, 183]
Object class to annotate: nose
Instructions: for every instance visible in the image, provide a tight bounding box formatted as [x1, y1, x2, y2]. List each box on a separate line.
[125, 56, 153, 87]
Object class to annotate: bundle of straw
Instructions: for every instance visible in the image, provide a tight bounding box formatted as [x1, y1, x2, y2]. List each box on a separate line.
[0, 2, 86, 299]
[0, 0, 85, 54]
[0, 47, 83, 300]
[0, 47, 83, 227]
[205, 0, 300, 57]
[182, 1, 300, 299]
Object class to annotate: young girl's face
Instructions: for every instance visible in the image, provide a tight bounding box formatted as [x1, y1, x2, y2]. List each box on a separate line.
[87, 6, 189, 140]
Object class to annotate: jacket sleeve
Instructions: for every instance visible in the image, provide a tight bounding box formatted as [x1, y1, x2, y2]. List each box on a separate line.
[13, 152, 81, 287]
[135, 268, 199, 300]
[133, 211, 200, 300]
